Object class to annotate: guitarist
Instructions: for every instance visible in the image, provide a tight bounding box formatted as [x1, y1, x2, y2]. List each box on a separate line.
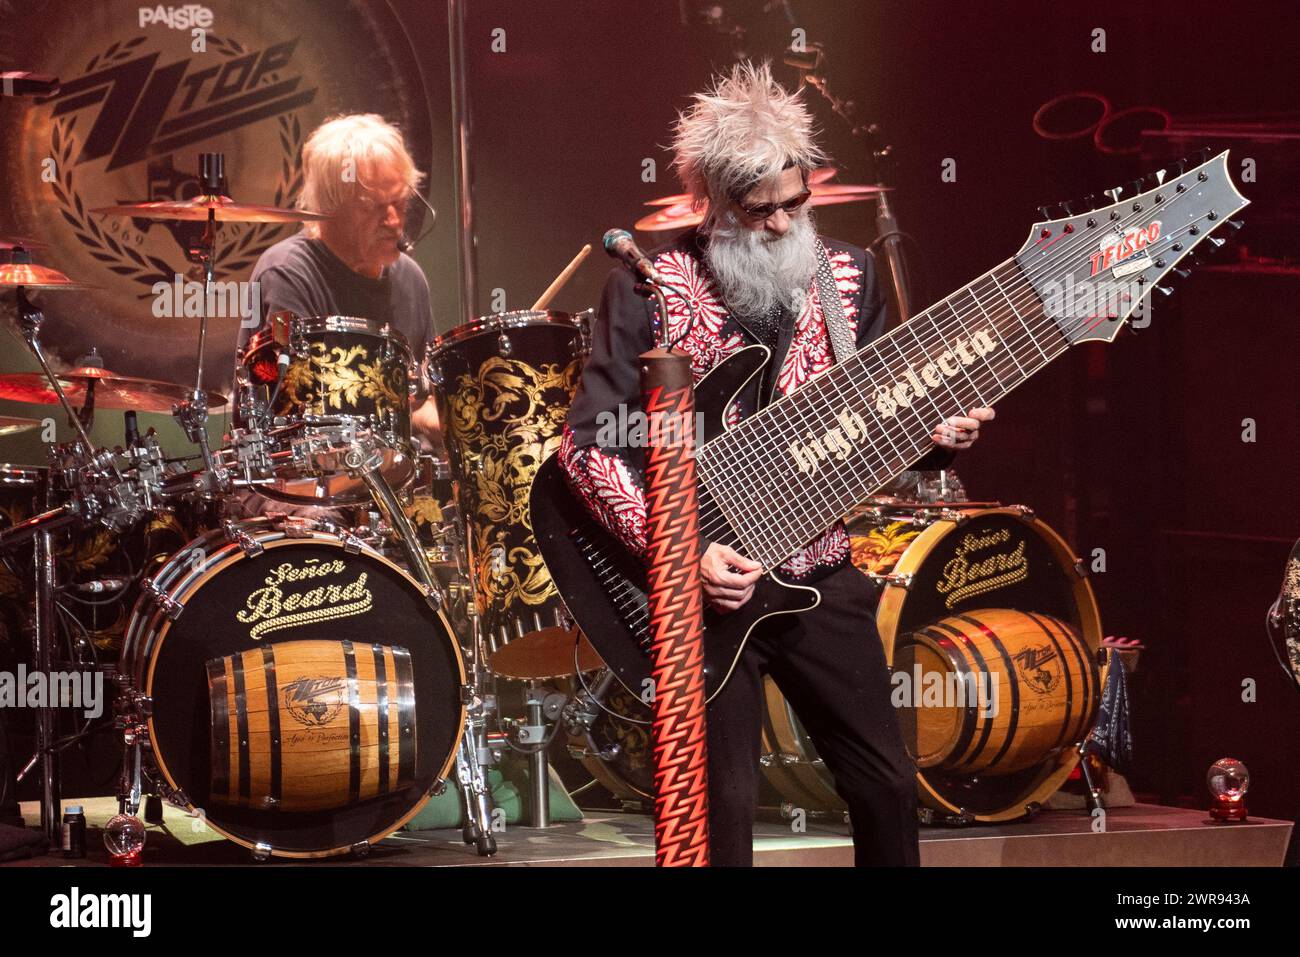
[560, 62, 995, 866]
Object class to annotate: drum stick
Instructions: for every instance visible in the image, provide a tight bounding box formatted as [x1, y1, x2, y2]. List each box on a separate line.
[531, 244, 591, 311]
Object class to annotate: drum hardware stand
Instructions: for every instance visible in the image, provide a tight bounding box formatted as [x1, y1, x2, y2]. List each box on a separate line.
[7, 287, 143, 845]
[788, 42, 914, 326]
[172, 153, 230, 499]
[915, 806, 976, 827]
[353, 441, 499, 855]
[1075, 741, 1106, 813]
[350, 443, 443, 606]
[456, 608, 499, 855]
[512, 681, 571, 829]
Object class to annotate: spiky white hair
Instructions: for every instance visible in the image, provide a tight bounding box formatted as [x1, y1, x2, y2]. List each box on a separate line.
[671, 61, 826, 219]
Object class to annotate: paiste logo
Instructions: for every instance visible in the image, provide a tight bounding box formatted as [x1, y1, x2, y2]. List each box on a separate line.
[787, 327, 999, 477]
[138, 5, 215, 30]
[1089, 221, 1161, 276]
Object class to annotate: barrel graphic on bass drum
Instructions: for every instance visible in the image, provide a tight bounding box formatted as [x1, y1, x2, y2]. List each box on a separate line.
[205, 640, 419, 813]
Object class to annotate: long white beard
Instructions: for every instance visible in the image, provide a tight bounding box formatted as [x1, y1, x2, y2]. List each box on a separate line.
[704, 210, 818, 318]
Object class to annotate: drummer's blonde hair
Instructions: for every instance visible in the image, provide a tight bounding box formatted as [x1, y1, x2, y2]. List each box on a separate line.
[297, 113, 424, 237]
[671, 61, 825, 228]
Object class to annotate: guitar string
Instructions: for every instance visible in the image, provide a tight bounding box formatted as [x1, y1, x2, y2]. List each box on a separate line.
[697, 174, 1214, 525]
[698, 211, 1207, 563]
[692, 180, 1226, 556]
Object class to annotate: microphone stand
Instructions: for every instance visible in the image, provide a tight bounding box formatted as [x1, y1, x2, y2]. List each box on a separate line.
[793, 50, 914, 326]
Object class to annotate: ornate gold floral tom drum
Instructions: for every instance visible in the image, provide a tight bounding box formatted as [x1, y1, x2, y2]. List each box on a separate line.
[426, 309, 590, 679]
[241, 315, 416, 505]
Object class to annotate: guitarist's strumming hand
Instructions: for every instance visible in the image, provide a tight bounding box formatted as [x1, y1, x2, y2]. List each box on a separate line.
[701, 543, 764, 613]
[932, 406, 995, 450]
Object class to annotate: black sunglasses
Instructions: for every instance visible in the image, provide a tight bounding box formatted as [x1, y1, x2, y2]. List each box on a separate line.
[737, 187, 812, 221]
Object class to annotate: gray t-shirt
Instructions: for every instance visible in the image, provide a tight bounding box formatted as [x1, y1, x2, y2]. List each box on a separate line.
[241, 232, 434, 361]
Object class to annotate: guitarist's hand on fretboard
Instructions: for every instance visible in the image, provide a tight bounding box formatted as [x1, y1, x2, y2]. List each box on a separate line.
[932, 406, 996, 450]
[701, 542, 764, 613]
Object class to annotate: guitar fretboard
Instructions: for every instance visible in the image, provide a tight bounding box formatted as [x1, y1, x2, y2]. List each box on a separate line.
[693, 258, 1067, 569]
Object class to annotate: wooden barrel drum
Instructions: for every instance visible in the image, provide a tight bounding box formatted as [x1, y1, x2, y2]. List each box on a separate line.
[206, 640, 418, 813]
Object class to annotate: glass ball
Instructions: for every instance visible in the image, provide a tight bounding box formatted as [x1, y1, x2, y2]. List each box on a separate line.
[1206, 758, 1250, 799]
[103, 814, 147, 857]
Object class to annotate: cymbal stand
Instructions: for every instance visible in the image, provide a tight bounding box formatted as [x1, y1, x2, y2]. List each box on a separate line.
[351, 439, 497, 855]
[172, 152, 228, 499]
[450, 488, 498, 853]
[789, 44, 914, 325]
[9, 288, 103, 845]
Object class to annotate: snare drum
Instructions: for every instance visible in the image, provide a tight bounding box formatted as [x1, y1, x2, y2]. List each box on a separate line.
[426, 310, 589, 679]
[240, 316, 416, 505]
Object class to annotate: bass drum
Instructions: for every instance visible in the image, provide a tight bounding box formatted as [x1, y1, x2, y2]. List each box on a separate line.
[119, 518, 465, 858]
[761, 505, 1104, 823]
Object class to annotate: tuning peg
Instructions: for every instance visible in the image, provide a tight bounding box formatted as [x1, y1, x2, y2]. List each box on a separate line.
[1154, 285, 1174, 297]
[1104, 186, 1123, 203]
[1185, 147, 1211, 168]
[1060, 200, 1075, 216]
[1127, 180, 1144, 197]
[1084, 193, 1102, 210]
[1038, 205, 1054, 220]
[1226, 219, 1245, 232]
[1172, 267, 1191, 280]
[1206, 236, 1226, 249]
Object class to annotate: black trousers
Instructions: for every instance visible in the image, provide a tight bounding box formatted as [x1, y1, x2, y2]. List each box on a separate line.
[705, 562, 920, 866]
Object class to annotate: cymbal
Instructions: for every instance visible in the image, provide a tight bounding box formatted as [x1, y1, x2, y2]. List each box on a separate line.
[0, 370, 226, 412]
[92, 194, 328, 224]
[0, 415, 42, 437]
[0, 260, 91, 289]
[635, 190, 879, 233]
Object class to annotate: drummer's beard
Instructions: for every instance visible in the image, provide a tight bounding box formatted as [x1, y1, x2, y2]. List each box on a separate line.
[704, 209, 818, 319]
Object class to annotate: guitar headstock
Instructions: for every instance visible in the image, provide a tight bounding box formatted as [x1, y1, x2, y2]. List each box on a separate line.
[1016, 150, 1249, 344]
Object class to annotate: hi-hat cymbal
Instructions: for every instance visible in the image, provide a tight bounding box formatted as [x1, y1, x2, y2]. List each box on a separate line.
[0, 370, 226, 412]
[0, 415, 42, 437]
[92, 194, 328, 224]
[0, 260, 91, 289]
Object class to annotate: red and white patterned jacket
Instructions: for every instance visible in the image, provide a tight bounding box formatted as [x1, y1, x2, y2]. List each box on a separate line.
[560, 229, 948, 582]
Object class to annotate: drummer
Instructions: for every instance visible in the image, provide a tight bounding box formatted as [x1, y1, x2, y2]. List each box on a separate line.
[237, 113, 441, 446]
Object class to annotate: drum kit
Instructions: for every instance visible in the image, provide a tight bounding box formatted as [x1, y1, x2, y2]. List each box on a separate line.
[0, 152, 610, 860]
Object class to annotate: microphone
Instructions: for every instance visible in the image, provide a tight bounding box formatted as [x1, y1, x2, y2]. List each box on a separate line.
[123, 410, 140, 448]
[0, 71, 60, 97]
[265, 352, 291, 417]
[398, 194, 438, 253]
[783, 43, 824, 73]
[603, 228, 663, 284]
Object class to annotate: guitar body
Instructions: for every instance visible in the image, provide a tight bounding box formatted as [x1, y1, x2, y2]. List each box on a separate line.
[530, 345, 820, 701]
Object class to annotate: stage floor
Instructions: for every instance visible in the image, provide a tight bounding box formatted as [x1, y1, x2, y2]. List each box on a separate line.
[7, 800, 1292, 866]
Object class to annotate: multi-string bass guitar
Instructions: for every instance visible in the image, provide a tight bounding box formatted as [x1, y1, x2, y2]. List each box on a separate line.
[531, 151, 1249, 701]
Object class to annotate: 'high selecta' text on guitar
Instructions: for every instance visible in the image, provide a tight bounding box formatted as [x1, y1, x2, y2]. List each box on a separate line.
[531, 150, 1248, 701]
